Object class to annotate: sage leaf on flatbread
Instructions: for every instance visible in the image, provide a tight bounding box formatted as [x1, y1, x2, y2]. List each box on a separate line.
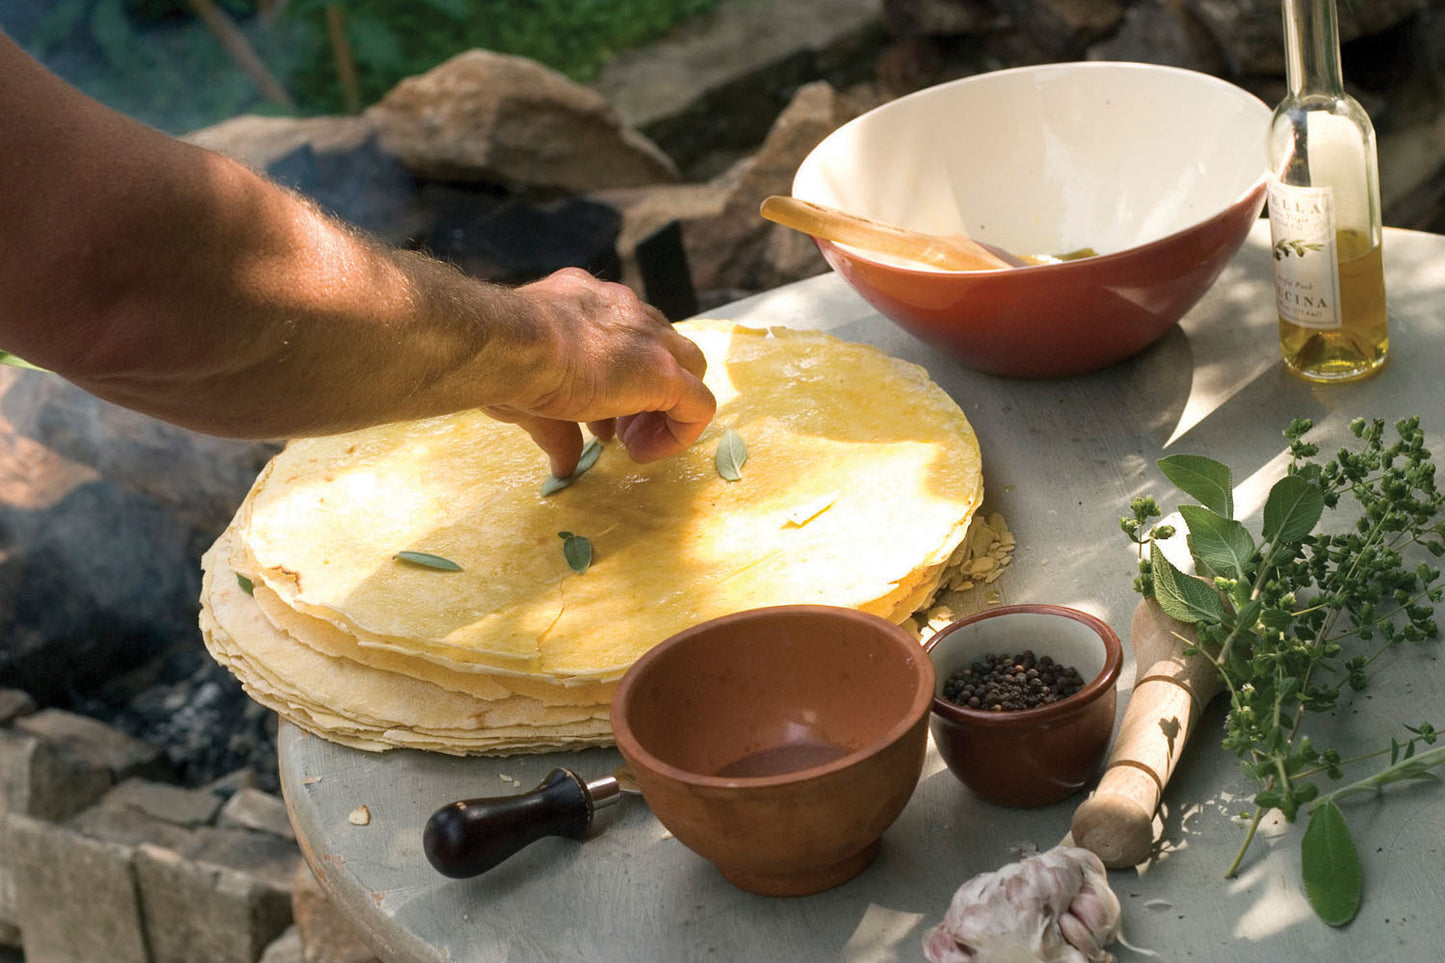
[716, 429, 747, 481]
[542, 438, 604, 496]
[559, 532, 593, 573]
[395, 551, 463, 572]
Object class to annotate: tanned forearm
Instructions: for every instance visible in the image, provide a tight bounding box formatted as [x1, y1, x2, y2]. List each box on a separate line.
[0, 34, 714, 472]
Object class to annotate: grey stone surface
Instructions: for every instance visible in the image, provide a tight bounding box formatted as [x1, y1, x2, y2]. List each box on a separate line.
[0, 727, 113, 822]
[218, 787, 295, 841]
[14, 708, 166, 784]
[3, 812, 149, 963]
[134, 841, 293, 963]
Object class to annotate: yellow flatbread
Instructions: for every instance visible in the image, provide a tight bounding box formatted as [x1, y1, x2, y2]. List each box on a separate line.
[237, 320, 983, 682]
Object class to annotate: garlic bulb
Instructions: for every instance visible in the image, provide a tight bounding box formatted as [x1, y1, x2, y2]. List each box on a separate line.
[923, 845, 1121, 963]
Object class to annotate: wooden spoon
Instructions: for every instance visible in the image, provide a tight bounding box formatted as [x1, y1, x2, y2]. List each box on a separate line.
[759, 195, 1022, 272]
[1069, 597, 1225, 868]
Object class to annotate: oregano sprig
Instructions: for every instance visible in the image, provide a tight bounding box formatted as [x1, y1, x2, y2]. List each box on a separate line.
[1125, 417, 1445, 925]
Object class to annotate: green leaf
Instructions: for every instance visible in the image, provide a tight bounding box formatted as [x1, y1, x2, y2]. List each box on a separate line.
[1301, 800, 1362, 926]
[715, 429, 747, 482]
[1150, 542, 1225, 624]
[1158, 454, 1233, 517]
[394, 551, 463, 572]
[1262, 475, 1324, 545]
[1179, 504, 1255, 579]
[559, 531, 592, 573]
[236, 573, 255, 596]
[541, 438, 604, 496]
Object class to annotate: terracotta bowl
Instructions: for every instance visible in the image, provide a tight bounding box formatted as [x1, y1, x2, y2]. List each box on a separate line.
[610, 605, 934, 896]
[791, 61, 1271, 377]
[925, 605, 1122, 807]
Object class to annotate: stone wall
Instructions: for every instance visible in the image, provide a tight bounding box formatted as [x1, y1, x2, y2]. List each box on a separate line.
[0, 693, 377, 962]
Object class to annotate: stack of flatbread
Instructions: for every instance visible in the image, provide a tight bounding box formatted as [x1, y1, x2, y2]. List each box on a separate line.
[200, 320, 985, 755]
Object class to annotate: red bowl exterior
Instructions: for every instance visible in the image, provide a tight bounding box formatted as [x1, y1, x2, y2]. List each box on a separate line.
[818, 180, 1267, 378]
[924, 605, 1124, 807]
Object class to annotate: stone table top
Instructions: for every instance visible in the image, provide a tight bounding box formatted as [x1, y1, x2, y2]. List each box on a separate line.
[280, 222, 1445, 962]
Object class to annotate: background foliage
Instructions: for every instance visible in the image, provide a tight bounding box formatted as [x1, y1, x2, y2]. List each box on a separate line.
[14, 0, 722, 132]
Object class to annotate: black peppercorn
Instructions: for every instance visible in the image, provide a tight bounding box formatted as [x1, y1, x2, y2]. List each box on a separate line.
[941, 650, 1086, 711]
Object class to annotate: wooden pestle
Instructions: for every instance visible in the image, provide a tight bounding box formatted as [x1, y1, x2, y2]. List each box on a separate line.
[1070, 597, 1225, 868]
[758, 196, 1019, 271]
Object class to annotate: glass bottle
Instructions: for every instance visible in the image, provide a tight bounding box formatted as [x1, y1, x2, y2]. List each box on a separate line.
[1267, 0, 1388, 382]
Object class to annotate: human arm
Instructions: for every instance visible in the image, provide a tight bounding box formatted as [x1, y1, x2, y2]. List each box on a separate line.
[0, 33, 714, 476]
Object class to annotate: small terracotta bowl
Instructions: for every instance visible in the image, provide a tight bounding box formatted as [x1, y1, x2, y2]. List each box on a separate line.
[611, 605, 934, 897]
[924, 604, 1122, 807]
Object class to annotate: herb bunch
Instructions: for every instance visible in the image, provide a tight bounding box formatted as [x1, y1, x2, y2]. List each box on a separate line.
[1124, 417, 1445, 925]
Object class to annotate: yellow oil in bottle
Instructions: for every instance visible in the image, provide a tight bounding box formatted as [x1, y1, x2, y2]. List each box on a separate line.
[1279, 229, 1388, 382]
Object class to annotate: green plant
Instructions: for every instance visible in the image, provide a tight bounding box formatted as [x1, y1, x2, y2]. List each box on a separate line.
[1124, 416, 1445, 925]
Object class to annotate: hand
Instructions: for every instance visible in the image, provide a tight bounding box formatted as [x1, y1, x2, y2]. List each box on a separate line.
[482, 268, 717, 477]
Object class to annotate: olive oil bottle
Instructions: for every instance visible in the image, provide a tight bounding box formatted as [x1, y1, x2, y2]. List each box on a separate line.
[1267, 0, 1388, 382]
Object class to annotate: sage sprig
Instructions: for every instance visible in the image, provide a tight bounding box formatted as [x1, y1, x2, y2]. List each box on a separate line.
[1125, 417, 1445, 925]
[541, 438, 603, 496]
[236, 573, 255, 595]
[715, 429, 747, 481]
[394, 550, 463, 572]
[558, 531, 592, 573]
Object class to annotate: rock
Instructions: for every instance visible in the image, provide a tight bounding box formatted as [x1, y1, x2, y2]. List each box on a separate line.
[991, 0, 1126, 56]
[100, 778, 225, 829]
[0, 367, 277, 706]
[184, 115, 379, 175]
[1186, 0, 1432, 77]
[1087, 0, 1232, 75]
[258, 925, 303, 963]
[134, 841, 293, 963]
[883, 0, 999, 35]
[218, 787, 295, 841]
[0, 692, 35, 727]
[592, 0, 885, 177]
[0, 728, 115, 823]
[3, 812, 150, 963]
[679, 80, 882, 297]
[414, 186, 623, 284]
[370, 49, 679, 194]
[14, 709, 167, 785]
[291, 861, 381, 963]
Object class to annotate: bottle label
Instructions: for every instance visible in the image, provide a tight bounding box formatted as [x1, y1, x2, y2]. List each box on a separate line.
[1267, 178, 1343, 329]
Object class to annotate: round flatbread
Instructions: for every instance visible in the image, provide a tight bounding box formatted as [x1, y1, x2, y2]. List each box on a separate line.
[234, 320, 983, 682]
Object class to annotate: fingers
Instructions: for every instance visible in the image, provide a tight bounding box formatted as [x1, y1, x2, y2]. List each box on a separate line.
[616, 373, 716, 463]
[516, 416, 584, 478]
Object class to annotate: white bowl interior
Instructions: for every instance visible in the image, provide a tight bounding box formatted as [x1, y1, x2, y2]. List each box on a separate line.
[794, 62, 1271, 260]
[929, 612, 1108, 700]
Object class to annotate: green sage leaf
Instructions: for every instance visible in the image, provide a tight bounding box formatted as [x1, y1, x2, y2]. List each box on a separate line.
[1149, 541, 1224, 624]
[1262, 474, 1324, 545]
[541, 438, 604, 496]
[1158, 454, 1233, 517]
[394, 551, 463, 572]
[559, 531, 592, 573]
[1301, 799, 1361, 926]
[236, 573, 255, 596]
[715, 429, 747, 481]
[1179, 504, 1255, 580]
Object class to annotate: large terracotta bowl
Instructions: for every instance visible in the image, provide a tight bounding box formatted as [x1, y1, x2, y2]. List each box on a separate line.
[792, 61, 1271, 377]
[925, 605, 1123, 807]
[610, 605, 934, 896]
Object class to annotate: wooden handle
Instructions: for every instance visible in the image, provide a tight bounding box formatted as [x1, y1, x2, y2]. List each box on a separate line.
[1070, 599, 1224, 868]
[423, 768, 593, 878]
[758, 195, 1016, 271]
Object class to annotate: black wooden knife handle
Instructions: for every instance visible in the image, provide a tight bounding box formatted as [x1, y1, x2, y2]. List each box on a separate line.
[423, 768, 592, 879]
